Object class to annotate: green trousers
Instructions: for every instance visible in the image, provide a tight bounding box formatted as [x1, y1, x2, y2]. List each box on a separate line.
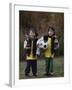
[45, 57, 53, 74]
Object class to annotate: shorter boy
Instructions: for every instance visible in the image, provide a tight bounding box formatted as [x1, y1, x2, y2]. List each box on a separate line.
[24, 27, 38, 77]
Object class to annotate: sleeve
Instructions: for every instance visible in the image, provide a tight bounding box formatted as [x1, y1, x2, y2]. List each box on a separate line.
[54, 38, 59, 50]
[24, 40, 27, 49]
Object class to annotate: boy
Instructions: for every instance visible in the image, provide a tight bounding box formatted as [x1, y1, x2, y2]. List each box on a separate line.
[24, 27, 38, 77]
[44, 26, 59, 76]
[37, 26, 59, 76]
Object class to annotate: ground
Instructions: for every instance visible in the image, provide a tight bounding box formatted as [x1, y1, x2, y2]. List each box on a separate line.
[19, 57, 64, 79]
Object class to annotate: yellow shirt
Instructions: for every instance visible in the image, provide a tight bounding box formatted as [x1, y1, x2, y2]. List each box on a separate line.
[44, 37, 54, 58]
[26, 40, 37, 60]
[26, 54, 37, 60]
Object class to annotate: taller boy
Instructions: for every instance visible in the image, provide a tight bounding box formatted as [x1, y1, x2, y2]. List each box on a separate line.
[44, 26, 59, 76]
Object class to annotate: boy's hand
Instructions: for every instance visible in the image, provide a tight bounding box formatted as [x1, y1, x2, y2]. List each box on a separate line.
[54, 38, 58, 43]
[26, 47, 31, 49]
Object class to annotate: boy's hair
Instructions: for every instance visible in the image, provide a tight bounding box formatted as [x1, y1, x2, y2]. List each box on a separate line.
[28, 26, 38, 37]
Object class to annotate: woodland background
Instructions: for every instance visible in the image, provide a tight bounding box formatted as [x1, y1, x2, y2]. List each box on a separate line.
[19, 11, 64, 61]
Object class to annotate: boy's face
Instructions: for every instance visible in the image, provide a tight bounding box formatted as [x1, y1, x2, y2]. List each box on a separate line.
[29, 30, 35, 39]
[48, 28, 54, 36]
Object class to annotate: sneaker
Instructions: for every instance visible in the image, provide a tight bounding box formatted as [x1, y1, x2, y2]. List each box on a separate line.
[47, 72, 54, 76]
[44, 73, 54, 76]
[25, 73, 30, 77]
[33, 74, 37, 77]
[50, 72, 54, 75]
[44, 73, 49, 76]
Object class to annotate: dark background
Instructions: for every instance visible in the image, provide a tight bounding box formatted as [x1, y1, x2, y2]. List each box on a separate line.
[19, 11, 64, 61]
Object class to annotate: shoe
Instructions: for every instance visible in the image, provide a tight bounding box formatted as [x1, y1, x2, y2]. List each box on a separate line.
[44, 73, 54, 76]
[25, 73, 30, 77]
[33, 74, 37, 77]
[47, 72, 54, 76]
[44, 73, 49, 76]
[50, 72, 54, 75]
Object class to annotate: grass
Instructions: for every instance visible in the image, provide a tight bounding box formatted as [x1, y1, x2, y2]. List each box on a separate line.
[19, 57, 64, 79]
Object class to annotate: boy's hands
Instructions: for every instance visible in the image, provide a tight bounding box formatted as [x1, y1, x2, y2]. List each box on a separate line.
[26, 47, 31, 49]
